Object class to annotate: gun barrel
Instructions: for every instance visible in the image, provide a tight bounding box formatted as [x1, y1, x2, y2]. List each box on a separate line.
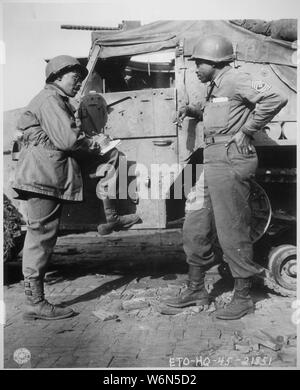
[61, 24, 121, 31]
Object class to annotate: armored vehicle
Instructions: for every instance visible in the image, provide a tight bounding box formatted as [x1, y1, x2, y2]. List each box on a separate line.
[3, 20, 297, 296]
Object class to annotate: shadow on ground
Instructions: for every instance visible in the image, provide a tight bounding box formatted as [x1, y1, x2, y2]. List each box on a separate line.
[4, 255, 271, 307]
[4, 254, 188, 286]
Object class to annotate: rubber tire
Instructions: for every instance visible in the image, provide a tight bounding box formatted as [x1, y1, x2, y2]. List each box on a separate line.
[265, 244, 297, 296]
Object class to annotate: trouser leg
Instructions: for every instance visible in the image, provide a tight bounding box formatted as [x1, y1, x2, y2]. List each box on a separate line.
[164, 170, 213, 308]
[22, 196, 74, 320]
[95, 148, 119, 200]
[183, 168, 216, 268]
[205, 143, 263, 278]
[22, 197, 62, 280]
[93, 149, 140, 235]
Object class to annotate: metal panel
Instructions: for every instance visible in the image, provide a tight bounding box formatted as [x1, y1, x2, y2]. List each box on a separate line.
[117, 137, 179, 229]
[103, 88, 177, 138]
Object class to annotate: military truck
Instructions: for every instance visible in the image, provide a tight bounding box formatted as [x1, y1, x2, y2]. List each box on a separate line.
[3, 20, 297, 297]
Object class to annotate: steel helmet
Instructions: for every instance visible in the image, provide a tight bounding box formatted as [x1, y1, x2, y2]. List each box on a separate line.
[189, 35, 234, 63]
[45, 55, 88, 82]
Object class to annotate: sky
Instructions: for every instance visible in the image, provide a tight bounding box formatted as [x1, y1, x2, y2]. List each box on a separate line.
[0, 0, 300, 111]
[1, 1, 154, 111]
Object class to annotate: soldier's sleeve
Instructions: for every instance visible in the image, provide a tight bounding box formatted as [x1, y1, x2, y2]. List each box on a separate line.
[234, 73, 288, 136]
[38, 95, 94, 152]
[185, 100, 205, 120]
[17, 110, 40, 131]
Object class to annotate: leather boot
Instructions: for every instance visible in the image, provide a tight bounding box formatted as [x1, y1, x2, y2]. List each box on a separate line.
[23, 279, 75, 320]
[163, 265, 209, 308]
[98, 198, 141, 235]
[215, 278, 254, 320]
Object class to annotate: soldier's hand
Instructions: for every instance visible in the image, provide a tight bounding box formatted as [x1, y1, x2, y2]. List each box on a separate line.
[225, 132, 254, 155]
[178, 106, 188, 120]
[89, 139, 101, 152]
[173, 106, 188, 127]
[90, 133, 107, 152]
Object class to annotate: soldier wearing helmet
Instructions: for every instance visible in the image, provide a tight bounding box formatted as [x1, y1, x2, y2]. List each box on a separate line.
[165, 35, 288, 320]
[12, 55, 103, 320]
[45, 54, 88, 85]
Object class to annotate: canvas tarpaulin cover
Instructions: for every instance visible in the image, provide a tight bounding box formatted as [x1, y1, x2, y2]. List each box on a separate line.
[92, 20, 297, 92]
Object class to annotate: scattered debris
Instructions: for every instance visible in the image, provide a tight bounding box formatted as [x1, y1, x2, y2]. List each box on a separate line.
[110, 300, 123, 312]
[252, 343, 260, 352]
[234, 344, 252, 353]
[122, 298, 149, 312]
[138, 307, 152, 318]
[121, 292, 134, 300]
[215, 292, 234, 308]
[174, 311, 188, 318]
[142, 288, 158, 298]
[277, 347, 297, 364]
[128, 309, 140, 317]
[275, 335, 287, 346]
[206, 302, 216, 313]
[92, 309, 119, 321]
[190, 306, 204, 314]
[287, 333, 297, 347]
[155, 303, 211, 316]
[254, 335, 282, 351]
[232, 331, 253, 353]
[233, 330, 244, 342]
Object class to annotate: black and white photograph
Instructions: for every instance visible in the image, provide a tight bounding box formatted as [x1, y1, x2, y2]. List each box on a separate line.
[1, 0, 299, 373]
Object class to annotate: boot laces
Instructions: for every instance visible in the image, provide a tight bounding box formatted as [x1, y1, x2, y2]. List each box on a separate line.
[40, 299, 57, 313]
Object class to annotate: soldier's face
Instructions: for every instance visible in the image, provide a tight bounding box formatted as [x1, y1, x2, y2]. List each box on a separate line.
[195, 60, 215, 83]
[57, 71, 83, 97]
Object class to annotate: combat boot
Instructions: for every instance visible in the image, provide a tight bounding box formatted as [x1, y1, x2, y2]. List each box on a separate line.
[163, 265, 209, 308]
[98, 198, 141, 235]
[23, 279, 75, 320]
[215, 277, 254, 320]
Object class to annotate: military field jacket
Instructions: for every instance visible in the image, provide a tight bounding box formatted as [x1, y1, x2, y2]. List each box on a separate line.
[13, 83, 95, 201]
[187, 66, 288, 138]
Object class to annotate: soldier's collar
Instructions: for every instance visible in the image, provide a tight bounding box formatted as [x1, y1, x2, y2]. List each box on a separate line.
[211, 65, 232, 88]
[45, 83, 69, 99]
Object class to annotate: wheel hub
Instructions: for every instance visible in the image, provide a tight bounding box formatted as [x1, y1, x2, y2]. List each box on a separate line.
[284, 261, 297, 277]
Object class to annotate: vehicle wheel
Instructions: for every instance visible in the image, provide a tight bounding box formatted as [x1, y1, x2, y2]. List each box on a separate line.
[249, 180, 272, 243]
[264, 244, 297, 297]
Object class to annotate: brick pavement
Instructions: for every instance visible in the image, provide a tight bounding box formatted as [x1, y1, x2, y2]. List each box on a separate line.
[3, 233, 297, 369]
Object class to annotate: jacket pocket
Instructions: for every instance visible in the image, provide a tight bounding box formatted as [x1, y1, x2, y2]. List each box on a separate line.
[203, 101, 230, 134]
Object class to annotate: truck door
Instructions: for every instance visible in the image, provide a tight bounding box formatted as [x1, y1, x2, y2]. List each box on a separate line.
[103, 86, 178, 228]
[61, 52, 179, 230]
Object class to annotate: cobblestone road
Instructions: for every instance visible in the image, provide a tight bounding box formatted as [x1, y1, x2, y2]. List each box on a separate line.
[3, 232, 297, 369]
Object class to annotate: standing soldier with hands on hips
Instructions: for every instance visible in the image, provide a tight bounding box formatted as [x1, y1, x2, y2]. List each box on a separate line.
[165, 35, 288, 320]
[13, 55, 104, 320]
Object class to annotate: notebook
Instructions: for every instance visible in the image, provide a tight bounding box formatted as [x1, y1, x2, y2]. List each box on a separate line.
[99, 139, 121, 156]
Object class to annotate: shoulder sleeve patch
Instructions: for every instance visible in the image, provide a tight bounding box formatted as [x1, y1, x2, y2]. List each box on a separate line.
[251, 80, 271, 93]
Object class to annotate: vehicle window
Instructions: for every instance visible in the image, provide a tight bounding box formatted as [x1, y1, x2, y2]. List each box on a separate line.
[85, 52, 175, 93]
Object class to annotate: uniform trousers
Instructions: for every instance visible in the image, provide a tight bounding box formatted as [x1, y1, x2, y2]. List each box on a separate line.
[22, 148, 120, 280]
[183, 142, 263, 278]
[22, 197, 62, 280]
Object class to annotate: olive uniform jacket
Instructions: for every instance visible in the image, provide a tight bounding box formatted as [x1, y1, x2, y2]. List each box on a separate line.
[13, 83, 95, 202]
[187, 65, 288, 138]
